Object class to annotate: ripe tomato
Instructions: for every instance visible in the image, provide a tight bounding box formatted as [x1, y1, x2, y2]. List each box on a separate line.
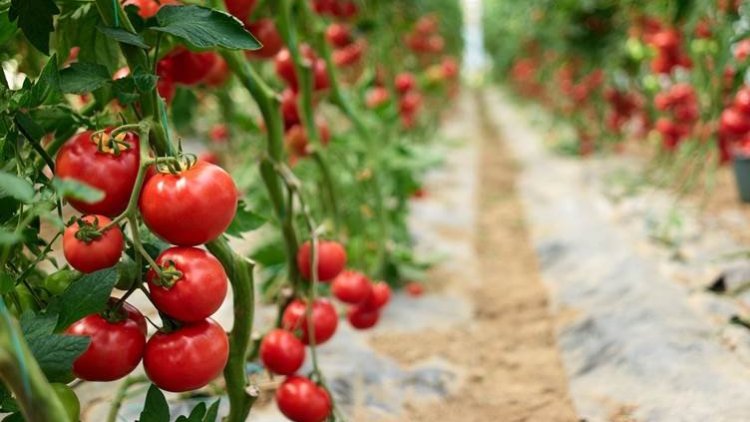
[122, 0, 179, 19]
[441, 57, 459, 79]
[147, 247, 228, 322]
[347, 305, 380, 330]
[56, 130, 140, 216]
[399, 91, 422, 115]
[275, 49, 297, 88]
[281, 88, 301, 129]
[332, 40, 365, 67]
[282, 299, 338, 345]
[260, 329, 306, 375]
[163, 49, 218, 86]
[366, 87, 390, 109]
[276, 376, 332, 422]
[394, 72, 416, 95]
[143, 319, 228, 392]
[63, 215, 124, 274]
[275, 46, 329, 91]
[210, 124, 229, 143]
[331, 0, 357, 19]
[362, 281, 391, 311]
[326, 23, 351, 48]
[285, 120, 331, 158]
[139, 160, 238, 246]
[223, 0, 257, 21]
[65, 301, 146, 381]
[296, 240, 347, 281]
[245, 19, 283, 59]
[735, 87, 750, 114]
[405, 281, 424, 297]
[720, 107, 750, 136]
[203, 55, 230, 87]
[332, 271, 372, 304]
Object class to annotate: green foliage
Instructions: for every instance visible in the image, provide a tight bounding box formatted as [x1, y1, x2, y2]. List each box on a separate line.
[152, 5, 260, 50]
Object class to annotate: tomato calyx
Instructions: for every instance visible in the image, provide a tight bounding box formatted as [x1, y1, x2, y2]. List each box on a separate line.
[99, 302, 130, 324]
[149, 260, 183, 289]
[153, 153, 198, 175]
[91, 131, 132, 156]
[71, 216, 104, 243]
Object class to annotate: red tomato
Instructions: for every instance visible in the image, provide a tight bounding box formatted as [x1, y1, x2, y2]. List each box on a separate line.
[366, 87, 390, 109]
[331, 0, 357, 19]
[405, 281, 424, 297]
[65, 301, 146, 381]
[203, 55, 230, 87]
[147, 247, 228, 322]
[260, 329, 306, 375]
[362, 281, 391, 310]
[143, 319, 228, 392]
[394, 72, 416, 95]
[347, 305, 380, 330]
[332, 271, 372, 304]
[284, 120, 331, 158]
[275, 49, 298, 88]
[282, 299, 338, 345]
[164, 49, 218, 86]
[275, 46, 329, 91]
[296, 240, 347, 281]
[734, 87, 750, 114]
[56, 130, 140, 216]
[122, 0, 179, 19]
[223, 0, 257, 21]
[210, 124, 229, 143]
[139, 160, 238, 246]
[441, 57, 459, 79]
[276, 376, 332, 422]
[399, 91, 422, 115]
[720, 107, 750, 136]
[245, 19, 283, 59]
[332, 41, 365, 67]
[63, 215, 124, 273]
[326, 23, 351, 48]
[281, 88, 301, 129]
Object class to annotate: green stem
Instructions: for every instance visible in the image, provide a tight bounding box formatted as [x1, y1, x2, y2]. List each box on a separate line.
[0, 298, 70, 422]
[206, 238, 256, 422]
[106, 375, 149, 422]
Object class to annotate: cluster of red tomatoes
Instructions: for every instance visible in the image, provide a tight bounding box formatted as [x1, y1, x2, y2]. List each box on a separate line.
[653, 83, 699, 152]
[642, 24, 692, 75]
[326, 23, 366, 70]
[405, 14, 445, 55]
[57, 128, 238, 392]
[720, 86, 750, 159]
[257, 240, 390, 422]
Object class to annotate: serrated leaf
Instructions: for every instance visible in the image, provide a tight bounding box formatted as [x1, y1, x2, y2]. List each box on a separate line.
[225, 201, 266, 237]
[111, 77, 141, 106]
[9, 0, 59, 54]
[29, 56, 62, 106]
[20, 312, 90, 382]
[51, 177, 104, 204]
[54, 3, 120, 72]
[153, 5, 260, 50]
[204, 400, 220, 422]
[132, 72, 158, 93]
[139, 385, 170, 422]
[54, 268, 117, 331]
[0, 171, 34, 203]
[97, 25, 150, 49]
[59, 62, 112, 94]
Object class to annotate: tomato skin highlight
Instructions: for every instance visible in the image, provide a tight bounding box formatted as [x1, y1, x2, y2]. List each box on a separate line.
[276, 376, 332, 422]
[296, 240, 347, 282]
[139, 160, 238, 246]
[332, 270, 372, 304]
[65, 302, 146, 381]
[63, 215, 124, 274]
[260, 329, 306, 375]
[147, 247, 228, 322]
[347, 305, 380, 330]
[282, 299, 338, 345]
[143, 319, 229, 392]
[56, 130, 140, 217]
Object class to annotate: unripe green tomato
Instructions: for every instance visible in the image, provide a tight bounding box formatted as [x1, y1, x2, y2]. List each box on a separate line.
[115, 255, 138, 290]
[51, 383, 80, 422]
[626, 37, 646, 61]
[691, 39, 707, 54]
[642, 74, 659, 94]
[43, 269, 80, 296]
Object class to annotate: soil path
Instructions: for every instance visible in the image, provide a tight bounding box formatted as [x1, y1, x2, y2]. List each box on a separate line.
[371, 90, 576, 421]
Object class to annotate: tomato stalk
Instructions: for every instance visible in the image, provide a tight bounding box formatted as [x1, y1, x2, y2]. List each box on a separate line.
[220, 51, 302, 288]
[0, 299, 70, 422]
[205, 238, 257, 422]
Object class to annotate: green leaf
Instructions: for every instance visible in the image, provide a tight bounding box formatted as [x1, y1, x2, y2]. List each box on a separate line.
[29, 56, 62, 107]
[225, 201, 266, 237]
[139, 385, 170, 422]
[54, 3, 120, 72]
[175, 402, 206, 422]
[54, 268, 117, 331]
[51, 178, 104, 204]
[8, 0, 60, 54]
[20, 312, 90, 382]
[153, 5, 260, 50]
[0, 12, 19, 49]
[59, 62, 112, 94]
[97, 25, 150, 49]
[204, 400, 220, 422]
[0, 171, 34, 204]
